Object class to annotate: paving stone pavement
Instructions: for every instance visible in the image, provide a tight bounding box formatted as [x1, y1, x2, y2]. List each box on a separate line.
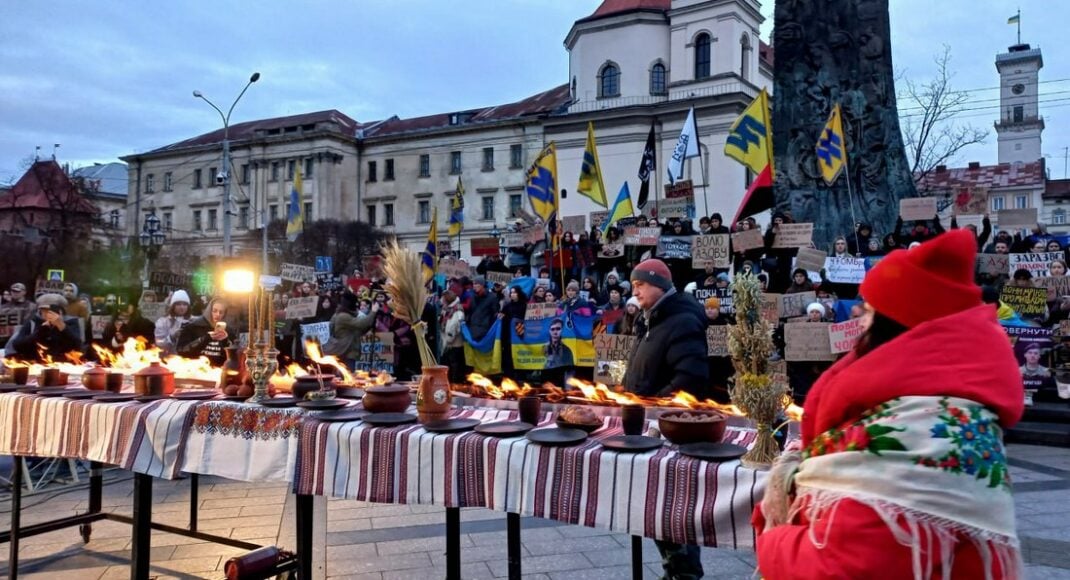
[0, 443, 1069, 578]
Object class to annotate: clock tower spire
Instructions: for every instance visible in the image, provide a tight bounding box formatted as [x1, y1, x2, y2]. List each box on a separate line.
[995, 42, 1043, 164]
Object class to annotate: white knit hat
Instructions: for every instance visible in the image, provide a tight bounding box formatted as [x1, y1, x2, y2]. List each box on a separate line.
[626, 297, 641, 309]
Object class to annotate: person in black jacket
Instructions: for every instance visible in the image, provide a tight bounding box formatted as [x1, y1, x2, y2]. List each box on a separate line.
[4, 293, 83, 361]
[465, 277, 500, 342]
[621, 258, 707, 579]
[97, 303, 155, 355]
[176, 298, 234, 366]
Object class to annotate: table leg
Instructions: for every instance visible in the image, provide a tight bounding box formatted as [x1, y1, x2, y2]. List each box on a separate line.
[131, 473, 152, 580]
[8, 458, 22, 580]
[189, 473, 199, 532]
[445, 507, 461, 580]
[295, 494, 314, 580]
[80, 461, 104, 543]
[631, 536, 643, 580]
[507, 512, 521, 580]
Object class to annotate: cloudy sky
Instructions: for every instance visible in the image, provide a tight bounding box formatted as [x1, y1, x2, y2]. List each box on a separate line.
[3, 0, 1067, 183]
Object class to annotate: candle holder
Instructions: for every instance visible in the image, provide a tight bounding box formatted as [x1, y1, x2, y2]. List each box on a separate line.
[245, 344, 273, 403]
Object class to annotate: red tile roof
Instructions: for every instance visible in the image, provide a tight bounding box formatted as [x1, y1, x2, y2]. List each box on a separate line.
[1044, 178, 1070, 200]
[915, 161, 1046, 192]
[0, 161, 98, 214]
[145, 109, 358, 154]
[588, 0, 670, 19]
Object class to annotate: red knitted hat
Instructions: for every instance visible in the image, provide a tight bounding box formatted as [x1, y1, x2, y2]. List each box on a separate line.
[860, 229, 981, 328]
[631, 258, 674, 291]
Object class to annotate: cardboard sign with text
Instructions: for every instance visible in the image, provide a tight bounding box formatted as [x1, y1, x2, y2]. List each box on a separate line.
[599, 243, 624, 259]
[470, 237, 501, 257]
[562, 215, 586, 235]
[34, 280, 65, 298]
[594, 334, 637, 362]
[315, 273, 344, 293]
[692, 234, 730, 269]
[780, 291, 817, 319]
[655, 197, 694, 219]
[1009, 252, 1063, 277]
[656, 235, 693, 260]
[623, 227, 661, 246]
[140, 302, 168, 322]
[90, 315, 110, 340]
[706, 325, 729, 357]
[828, 318, 865, 354]
[824, 257, 867, 284]
[1000, 286, 1048, 316]
[499, 232, 525, 248]
[976, 253, 1010, 276]
[899, 197, 937, 221]
[772, 223, 814, 248]
[760, 293, 782, 323]
[301, 322, 331, 355]
[998, 208, 1038, 228]
[522, 226, 544, 245]
[1034, 276, 1070, 301]
[355, 332, 395, 373]
[486, 271, 513, 286]
[795, 248, 827, 273]
[785, 322, 837, 361]
[0, 311, 22, 339]
[954, 189, 988, 215]
[285, 296, 318, 319]
[148, 272, 192, 297]
[589, 211, 610, 231]
[664, 180, 694, 199]
[525, 303, 559, 320]
[439, 257, 471, 280]
[280, 263, 316, 283]
[731, 228, 764, 252]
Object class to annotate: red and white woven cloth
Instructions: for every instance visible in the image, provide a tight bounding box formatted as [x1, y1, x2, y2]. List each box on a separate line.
[294, 407, 766, 549]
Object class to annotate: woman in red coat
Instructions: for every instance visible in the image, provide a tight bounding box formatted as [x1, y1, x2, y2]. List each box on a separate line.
[754, 230, 1024, 579]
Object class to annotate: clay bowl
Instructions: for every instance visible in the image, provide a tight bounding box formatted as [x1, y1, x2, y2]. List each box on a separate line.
[362, 385, 412, 413]
[658, 410, 727, 445]
[293, 374, 335, 401]
[555, 414, 603, 434]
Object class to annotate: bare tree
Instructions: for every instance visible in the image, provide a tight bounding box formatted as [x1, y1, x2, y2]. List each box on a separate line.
[900, 45, 989, 190]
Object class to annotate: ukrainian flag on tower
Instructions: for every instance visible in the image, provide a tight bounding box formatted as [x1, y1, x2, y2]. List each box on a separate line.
[421, 207, 438, 284]
[526, 143, 558, 223]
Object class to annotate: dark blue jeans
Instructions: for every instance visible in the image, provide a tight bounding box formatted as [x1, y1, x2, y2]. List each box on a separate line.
[654, 540, 704, 579]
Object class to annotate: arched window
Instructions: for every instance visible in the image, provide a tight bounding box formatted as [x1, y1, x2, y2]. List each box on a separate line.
[599, 63, 620, 98]
[570, 76, 577, 100]
[694, 33, 711, 79]
[740, 34, 752, 80]
[650, 63, 667, 95]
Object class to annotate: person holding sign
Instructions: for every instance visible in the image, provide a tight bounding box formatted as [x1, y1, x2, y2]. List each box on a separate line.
[754, 230, 1024, 579]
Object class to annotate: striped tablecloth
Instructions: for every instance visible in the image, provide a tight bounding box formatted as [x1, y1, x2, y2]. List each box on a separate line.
[294, 406, 766, 549]
[0, 393, 196, 479]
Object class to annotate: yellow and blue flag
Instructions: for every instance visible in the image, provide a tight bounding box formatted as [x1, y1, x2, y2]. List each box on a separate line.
[286, 166, 304, 242]
[526, 142, 558, 223]
[510, 314, 595, 370]
[462, 319, 502, 375]
[602, 182, 635, 234]
[577, 123, 608, 208]
[724, 88, 773, 178]
[421, 206, 438, 284]
[816, 104, 847, 185]
[448, 176, 464, 237]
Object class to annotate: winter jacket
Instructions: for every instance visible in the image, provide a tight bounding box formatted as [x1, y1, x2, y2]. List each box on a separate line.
[100, 315, 155, 351]
[439, 299, 466, 349]
[155, 315, 192, 355]
[622, 290, 709, 397]
[466, 290, 500, 341]
[325, 309, 375, 360]
[5, 314, 84, 361]
[176, 315, 235, 366]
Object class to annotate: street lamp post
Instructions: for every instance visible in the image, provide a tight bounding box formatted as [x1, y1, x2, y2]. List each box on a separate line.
[193, 72, 261, 257]
[139, 213, 166, 289]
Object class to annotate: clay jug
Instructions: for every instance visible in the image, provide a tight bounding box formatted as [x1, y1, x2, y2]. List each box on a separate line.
[218, 346, 246, 390]
[81, 364, 108, 391]
[416, 366, 451, 424]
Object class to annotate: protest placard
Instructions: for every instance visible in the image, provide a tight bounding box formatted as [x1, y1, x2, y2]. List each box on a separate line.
[1061, 320, 1070, 338]
[140, 302, 167, 322]
[148, 271, 193, 297]
[316, 273, 344, 293]
[301, 322, 331, 354]
[355, 332, 394, 373]
[522, 226, 544, 245]
[955, 214, 984, 231]
[525, 302, 558, 320]
[900, 197, 937, 221]
[975, 253, 1009, 276]
[594, 334, 637, 362]
[439, 257, 471, 280]
[657, 235, 694, 260]
[655, 197, 694, 219]
[436, 240, 453, 257]
[90, 315, 110, 340]
[692, 234, 730, 269]
[953, 189, 988, 215]
[470, 238, 501, 257]
[280, 263, 315, 283]
[785, 322, 837, 361]
[0, 311, 20, 339]
[1034, 276, 1070, 301]
[486, 271, 512, 286]
[771, 223, 813, 248]
[795, 248, 827, 273]
[828, 318, 865, 354]
[285, 297, 318, 319]
[1009, 252, 1063, 277]
[599, 243, 624, 259]
[824, 257, 866, 284]
[362, 256, 383, 279]
[562, 215, 586, 235]
[780, 291, 817, 319]
[706, 325, 729, 357]
[1000, 286, 1047, 316]
[731, 228, 764, 252]
[535, 278, 551, 290]
[664, 180, 694, 199]
[769, 359, 788, 391]
[623, 227, 661, 246]
[589, 211, 610, 231]
[760, 293, 782, 323]
[34, 280, 65, 298]
[998, 208, 1038, 228]
[499, 232, 525, 248]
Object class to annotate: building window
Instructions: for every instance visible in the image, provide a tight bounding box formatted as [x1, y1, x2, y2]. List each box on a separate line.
[287, 160, 296, 180]
[163, 211, 173, 232]
[304, 158, 314, 178]
[109, 209, 120, 228]
[419, 154, 430, 177]
[1015, 195, 1028, 209]
[239, 206, 249, 229]
[695, 33, 711, 79]
[599, 63, 620, 98]
[510, 144, 523, 169]
[145, 173, 155, 193]
[384, 203, 394, 226]
[193, 210, 203, 232]
[207, 208, 218, 230]
[482, 147, 495, 171]
[304, 202, 313, 220]
[1013, 105, 1024, 123]
[991, 196, 1005, 212]
[418, 200, 431, 224]
[366, 205, 377, 225]
[269, 204, 279, 221]
[450, 151, 462, 175]
[385, 159, 395, 181]
[481, 196, 495, 221]
[163, 172, 173, 192]
[240, 164, 250, 185]
[209, 167, 217, 187]
[270, 162, 279, 182]
[650, 63, 667, 95]
[193, 169, 203, 189]
[367, 161, 377, 182]
[509, 194, 522, 217]
[1054, 209, 1067, 225]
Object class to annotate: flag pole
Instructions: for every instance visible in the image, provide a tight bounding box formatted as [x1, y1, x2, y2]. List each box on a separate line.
[1017, 9, 1022, 44]
[840, 111, 862, 248]
[698, 144, 710, 218]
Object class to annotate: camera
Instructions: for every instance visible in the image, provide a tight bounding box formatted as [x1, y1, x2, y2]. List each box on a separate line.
[215, 171, 228, 186]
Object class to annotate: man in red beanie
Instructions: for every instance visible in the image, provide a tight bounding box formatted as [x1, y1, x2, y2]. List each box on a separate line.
[622, 258, 709, 579]
[754, 230, 1024, 579]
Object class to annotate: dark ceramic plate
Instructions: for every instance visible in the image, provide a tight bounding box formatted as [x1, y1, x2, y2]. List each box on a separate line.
[422, 418, 480, 433]
[556, 417, 603, 434]
[676, 442, 747, 462]
[473, 421, 534, 438]
[260, 397, 300, 408]
[134, 395, 167, 403]
[361, 412, 418, 427]
[314, 409, 367, 423]
[222, 394, 251, 402]
[170, 391, 219, 401]
[526, 427, 588, 447]
[17, 386, 42, 394]
[296, 399, 348, 411]
[336, 387, 364, 400]
[599, 435, 664, 453]
[93, 393, 137, 403]
[37, 387, 78, 397]
[0, 383, 22, 393]
[64, 390, 100, 400]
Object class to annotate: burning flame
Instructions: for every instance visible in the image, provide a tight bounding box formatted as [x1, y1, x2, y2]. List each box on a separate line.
[304, 339, 356, 384]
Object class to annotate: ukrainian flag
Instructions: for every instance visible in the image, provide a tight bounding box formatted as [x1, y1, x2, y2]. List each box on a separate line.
[724, 88, 773, 177]
[577, 123, 608, 208]
[602, 182, 635, 234]
[421, 206, 438, 284]
[526, 142, 558, 223]
[816, 104, 847, 185]
[448, 176, 464, 237]
[286, 167, 304, 242]
[462, 319, 502, 374]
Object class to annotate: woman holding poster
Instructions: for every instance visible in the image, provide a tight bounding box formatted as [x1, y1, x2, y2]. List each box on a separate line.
[754, 230, 1024, 579]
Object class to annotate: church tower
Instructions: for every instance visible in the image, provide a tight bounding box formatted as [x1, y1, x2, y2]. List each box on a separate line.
[995, 43, 1043, 164]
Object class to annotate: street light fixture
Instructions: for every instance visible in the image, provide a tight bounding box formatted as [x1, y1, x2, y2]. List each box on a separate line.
[139, 213, 166, 289]
[192, 72, 261, 258]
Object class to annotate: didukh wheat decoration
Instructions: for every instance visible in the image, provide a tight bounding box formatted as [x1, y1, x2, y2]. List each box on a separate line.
[381, 241, 437, 368]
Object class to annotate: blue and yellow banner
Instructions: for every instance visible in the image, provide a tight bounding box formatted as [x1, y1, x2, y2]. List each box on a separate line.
[421, 207, 438, 284]
[448, 176, 464, 237]
[286, 167, 304, 242]
[724, 88, 773, 178]
[510, 314, 596, 370]
[577, 123, 608, 207]
[816, 104, 847, 185]
[461, 319, 502, 375]
[526, 142, 558, 223]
